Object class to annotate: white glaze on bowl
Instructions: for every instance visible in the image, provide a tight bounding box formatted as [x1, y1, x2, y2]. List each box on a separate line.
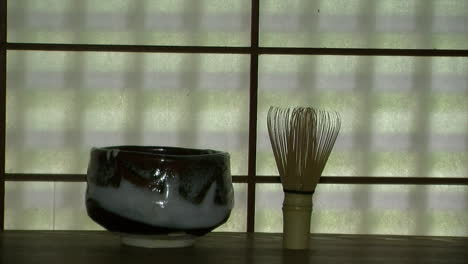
[87, 177, 231, 229]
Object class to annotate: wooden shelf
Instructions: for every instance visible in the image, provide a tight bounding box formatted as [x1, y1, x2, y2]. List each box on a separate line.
[1, 231, 468, 264]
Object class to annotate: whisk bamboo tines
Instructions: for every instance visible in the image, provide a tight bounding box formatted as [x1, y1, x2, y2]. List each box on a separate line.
[267, 106, 341, 193]
[267, 106, 341, 250]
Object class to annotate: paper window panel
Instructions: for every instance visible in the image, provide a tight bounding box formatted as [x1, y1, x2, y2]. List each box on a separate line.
[8, 0, 251, 46]
[214, 183, 247, 232]
[260, 0, 468, 49]
[256, 55, 468, 177]
[4, 182, 55, 230]
[6, 51, 250, 176]
[255, 184, 468, 236]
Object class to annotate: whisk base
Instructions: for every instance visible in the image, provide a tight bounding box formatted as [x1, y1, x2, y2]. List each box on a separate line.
[282, 192, 313, 250]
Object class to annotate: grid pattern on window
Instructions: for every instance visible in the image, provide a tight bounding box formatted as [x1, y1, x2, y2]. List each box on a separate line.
[256, 184, 468, 236]
[260, 0, 468, 49]
[1, 0, 468, 235]
[6, 51, 250, 175]
[257, 55, 468, 178]
[8, 0, 251, 46]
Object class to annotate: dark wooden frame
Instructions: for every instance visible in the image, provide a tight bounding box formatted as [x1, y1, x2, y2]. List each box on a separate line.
[1, 0, 467, 232]
[1, 0, 7, 231]
[5, 173, 468, 185]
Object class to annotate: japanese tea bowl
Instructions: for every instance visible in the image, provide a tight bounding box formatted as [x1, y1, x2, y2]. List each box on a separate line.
[85, 146, 233, 248]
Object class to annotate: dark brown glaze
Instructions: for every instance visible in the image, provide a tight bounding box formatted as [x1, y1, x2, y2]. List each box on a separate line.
[87, 146, 232, 206]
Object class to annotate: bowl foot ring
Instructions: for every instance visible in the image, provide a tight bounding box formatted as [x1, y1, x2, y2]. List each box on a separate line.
[119, 232, 196, 248]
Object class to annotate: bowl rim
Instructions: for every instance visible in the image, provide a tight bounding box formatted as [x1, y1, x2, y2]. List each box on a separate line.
[91, 145, 229, 159]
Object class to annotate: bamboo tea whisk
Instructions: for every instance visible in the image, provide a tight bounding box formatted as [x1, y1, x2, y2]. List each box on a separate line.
[267, 106, 341, 249]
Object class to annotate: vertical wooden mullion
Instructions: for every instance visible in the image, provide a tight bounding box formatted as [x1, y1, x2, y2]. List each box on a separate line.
[0, 0, 7, 231]
[247, 0, 259, 233]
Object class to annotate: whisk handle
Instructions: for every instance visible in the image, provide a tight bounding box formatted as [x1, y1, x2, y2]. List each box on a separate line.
[282, 191, 313, 250]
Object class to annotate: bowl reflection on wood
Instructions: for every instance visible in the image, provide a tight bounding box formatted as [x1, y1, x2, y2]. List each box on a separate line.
[85, 146, 234, 248]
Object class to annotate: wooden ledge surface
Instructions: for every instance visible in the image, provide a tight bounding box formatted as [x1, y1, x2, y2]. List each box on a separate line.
[1, 231, 467, 264]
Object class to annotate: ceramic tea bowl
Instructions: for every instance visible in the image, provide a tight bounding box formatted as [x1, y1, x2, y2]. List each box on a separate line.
[85, 146, 233, 248]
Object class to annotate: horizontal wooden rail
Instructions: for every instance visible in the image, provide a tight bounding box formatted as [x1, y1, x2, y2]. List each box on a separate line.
[256, 176, 468, 185]
[5, 43, 251, 54]
[5, 173, 468, 185]
[259, 47, 468, 57]
[5, 43, 468, 57]
[4, 173, 249, 183]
